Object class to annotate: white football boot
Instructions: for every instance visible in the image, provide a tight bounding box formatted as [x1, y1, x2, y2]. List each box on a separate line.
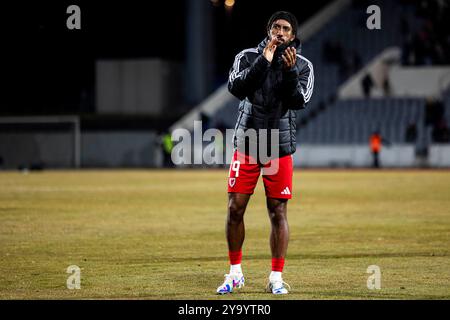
[266, 278, 291, 295]
[216, 273, 245, 294]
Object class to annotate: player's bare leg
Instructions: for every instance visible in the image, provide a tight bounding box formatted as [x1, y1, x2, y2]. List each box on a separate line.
[226, 193, 251, 252]
[267, 198, 289, 257]
[217, 192, 251, 294]
[266, 197, 290, 294]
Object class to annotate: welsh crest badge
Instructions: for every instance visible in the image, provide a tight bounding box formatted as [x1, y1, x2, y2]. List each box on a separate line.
[229, 178, 236, 187]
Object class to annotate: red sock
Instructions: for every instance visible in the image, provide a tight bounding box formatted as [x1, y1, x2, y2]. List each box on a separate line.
[272, 257, 285, 272]
[228, 250, 242, 265]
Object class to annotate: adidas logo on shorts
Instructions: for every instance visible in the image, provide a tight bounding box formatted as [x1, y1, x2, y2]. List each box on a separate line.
[281, 187, 291, 195]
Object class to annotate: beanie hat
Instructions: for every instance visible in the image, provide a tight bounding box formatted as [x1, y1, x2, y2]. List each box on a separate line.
[266, 11, 299, 37]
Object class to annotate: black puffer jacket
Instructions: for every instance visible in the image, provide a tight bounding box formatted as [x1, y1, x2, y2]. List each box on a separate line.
[228, 37, 314, 159]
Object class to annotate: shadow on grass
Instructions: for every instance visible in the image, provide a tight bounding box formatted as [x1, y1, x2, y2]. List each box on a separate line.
[143, 252, 447, 264]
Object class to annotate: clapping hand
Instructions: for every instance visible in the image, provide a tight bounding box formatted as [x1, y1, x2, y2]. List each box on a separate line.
[263, 38, 281, 63]
[282, 47, 296, 69]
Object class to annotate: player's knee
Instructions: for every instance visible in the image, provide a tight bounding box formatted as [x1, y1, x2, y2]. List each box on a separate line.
[267, 204, 287, 224]
[228, 201, 245, 224]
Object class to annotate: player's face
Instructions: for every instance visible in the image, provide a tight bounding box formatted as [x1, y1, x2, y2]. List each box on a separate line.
[269, 19, 295, 44]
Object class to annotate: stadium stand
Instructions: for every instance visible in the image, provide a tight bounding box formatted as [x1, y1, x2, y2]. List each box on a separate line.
[209, 0, 449, 154]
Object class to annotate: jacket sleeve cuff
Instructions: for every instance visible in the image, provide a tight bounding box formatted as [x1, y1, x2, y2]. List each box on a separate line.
[283, 65, 299, 80]
[253, 54, 271, 73]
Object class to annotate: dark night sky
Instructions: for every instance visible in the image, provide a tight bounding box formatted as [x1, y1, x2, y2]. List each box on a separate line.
[211, 0, 332, 81]
[2, 0, 331, 116]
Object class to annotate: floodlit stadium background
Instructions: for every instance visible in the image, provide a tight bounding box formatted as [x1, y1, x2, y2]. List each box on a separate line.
[0, 0, 449, 299]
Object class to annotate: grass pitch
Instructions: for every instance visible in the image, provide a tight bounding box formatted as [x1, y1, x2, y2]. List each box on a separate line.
[0, 169, 449, 299]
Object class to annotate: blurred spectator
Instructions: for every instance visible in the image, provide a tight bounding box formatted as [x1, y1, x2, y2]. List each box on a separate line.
[370, 131, 382, 168]
[361, 73, 374, 98]
[425, 97, 444, 126]
[405, 122, 418, 143]
[432, 119, 450, 143]
[401, 0, 450, 66]
[161, 132, 174, 168]
[370, 130, 390, 168]
[379, 59, 392, 97]
[322, 40, 362, 82]
[382, 77, 391, 96]
[424, 96, 449, 143]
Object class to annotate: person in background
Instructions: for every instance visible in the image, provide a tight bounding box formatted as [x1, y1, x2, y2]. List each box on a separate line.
[370, 130, 390, 168]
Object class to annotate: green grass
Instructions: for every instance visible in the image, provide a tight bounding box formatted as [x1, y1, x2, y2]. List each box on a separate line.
[0, 169, 449, 299]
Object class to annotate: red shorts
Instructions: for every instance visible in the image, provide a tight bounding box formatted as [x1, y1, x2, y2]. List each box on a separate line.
[227, 150, 293, 199]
